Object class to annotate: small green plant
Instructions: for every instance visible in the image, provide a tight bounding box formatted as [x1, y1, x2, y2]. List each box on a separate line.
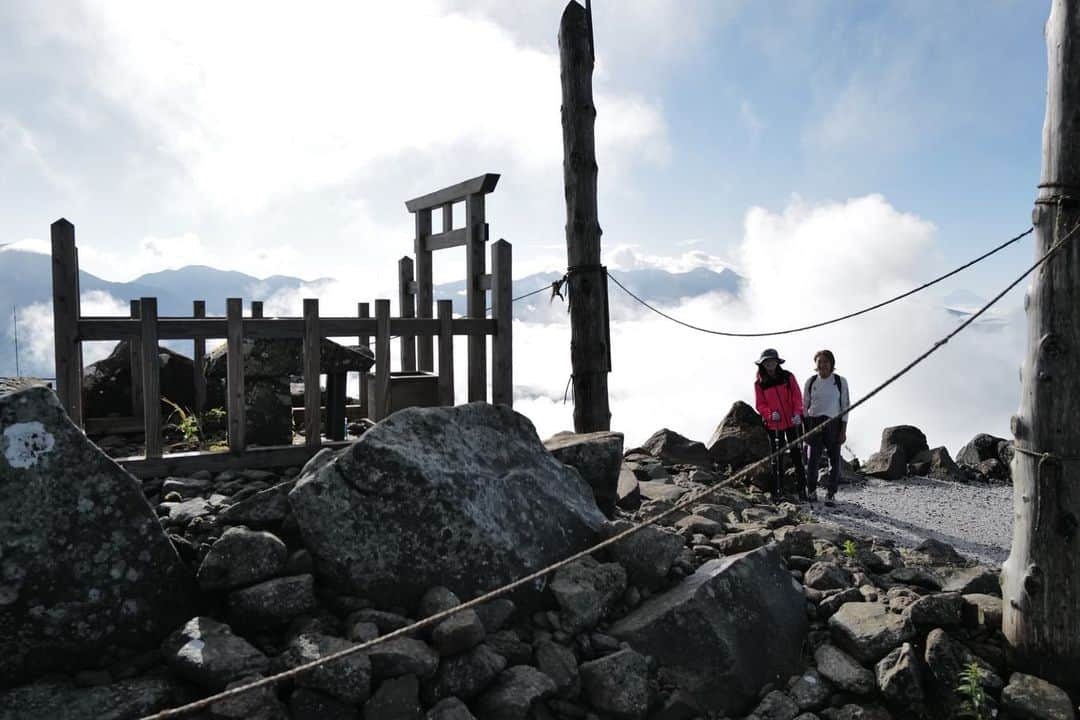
[842, 539, 857, 558]
[162, 397, 202, 446]
[956, 661, 989, 719]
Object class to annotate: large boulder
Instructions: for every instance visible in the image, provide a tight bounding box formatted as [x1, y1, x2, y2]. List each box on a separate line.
[0, 676, 184, 720]
[206, 337, 375, 379]
[639, 428, 712, 467]
[288, 403, 607, 607]
[861, 446, 905, 480]
[0, 386, 196, 687]
[706, 401, 771, 470]
[1001, 672, 1075, 720]
[828, 603, 916, 664]
[83, 340, 195, 419]
[880, 425, 929, 462]
[927, 446, 965, 483]
[544, 430, 624, 515]
[161, 616, 269, 690]
[608, 544, 807, 713]
[956, 433, 1010, 467]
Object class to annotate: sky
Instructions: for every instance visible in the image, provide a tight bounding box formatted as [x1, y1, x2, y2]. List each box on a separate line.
[0, 0, 1057, 458]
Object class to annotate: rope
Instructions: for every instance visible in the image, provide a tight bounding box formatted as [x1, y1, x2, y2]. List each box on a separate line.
[140, 219, 1076, 720]
[606, 227, 1034, 338]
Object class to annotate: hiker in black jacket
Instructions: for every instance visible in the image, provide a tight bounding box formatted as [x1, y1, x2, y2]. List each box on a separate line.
[802, 349, 850, 505]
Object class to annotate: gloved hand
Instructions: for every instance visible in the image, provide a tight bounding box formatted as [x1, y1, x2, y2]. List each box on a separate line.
[792, 414, 802, 426]
[770, 411, 780, 422]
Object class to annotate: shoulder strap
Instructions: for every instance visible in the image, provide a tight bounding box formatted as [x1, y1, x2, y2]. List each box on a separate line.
[808, 375, 817, 394]
[834, 375, 842, 391]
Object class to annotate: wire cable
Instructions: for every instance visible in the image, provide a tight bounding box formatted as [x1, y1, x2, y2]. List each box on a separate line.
[606, 227, 1034, 337]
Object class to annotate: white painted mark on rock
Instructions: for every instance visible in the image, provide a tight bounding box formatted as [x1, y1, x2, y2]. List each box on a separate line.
[2, 421, 56, 469]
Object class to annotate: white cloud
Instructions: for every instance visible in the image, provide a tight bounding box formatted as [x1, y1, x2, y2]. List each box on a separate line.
[14, 290, 129, 375]
[606, 244, 738, 274]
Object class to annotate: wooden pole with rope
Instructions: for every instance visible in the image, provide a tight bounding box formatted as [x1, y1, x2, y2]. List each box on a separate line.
[559, 0, 611, 432]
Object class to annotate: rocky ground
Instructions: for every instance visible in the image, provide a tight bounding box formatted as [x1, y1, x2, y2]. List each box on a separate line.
[1, 388, 1075, 720]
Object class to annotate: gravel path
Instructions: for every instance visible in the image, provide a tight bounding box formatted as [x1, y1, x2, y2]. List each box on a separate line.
[802, 476, 1014, 566]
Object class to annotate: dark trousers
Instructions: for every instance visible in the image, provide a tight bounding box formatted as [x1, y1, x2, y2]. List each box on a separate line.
[767, 427, 807, 496]
[806, 415, 842, 493]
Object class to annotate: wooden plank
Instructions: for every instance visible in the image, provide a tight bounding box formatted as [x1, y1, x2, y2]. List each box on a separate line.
[117, 441, 351, 480]
[416, 210, 435, 372]
[358, 302, 370, 418]
[398, 256, 417, 371]
[325, 372, 347, 441]
[292, 404, 366, 424]
[437, 299, 455, 406]
[129, 300, 143, 420]
[422, 227, 468, 252]
[85, 416, 145, 435]
[50, 218, 83, 426]
[374, 299, 391, 421]
[560, 1, 611, 432]
[491, 240, 513, 407]
[192, 301, 207, 415]
[77, 316, 495, 341]
[303, 298, 321, 449]
[466, 194, 488, 402]
[226, 298, 246, 452]
[404, 173, 500, 212]
[139, 297, 162, 459]
[251, 301, 264, 318]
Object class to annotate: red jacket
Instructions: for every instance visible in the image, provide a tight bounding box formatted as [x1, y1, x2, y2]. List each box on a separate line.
[755, 370, 805, 431]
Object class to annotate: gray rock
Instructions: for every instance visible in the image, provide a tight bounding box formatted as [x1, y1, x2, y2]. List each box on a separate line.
[924, 628, 1003, 696]
[363, 674, 422, 720]
[752, 691, 800, 720]
[475, 599, 515, 634]
[349, 608, 414, 635]
[550, 556, 627, 632]
[280, 632, 372, 704]
[0, 675, 182, 720]
[419, 586, 462, 617]
[431, 609, 486, 656]
[228, 574, 319, 627]
[474, 665, 557, 720]
[218, 480, 295, 528]
[788, 669, 831, 711]
[544, 430, 624, 515]
[711, 528, 771, 555]
[674, 513, 726, 536]
[161, 476, 211, 498]
[640, 427, 712, 467]
[819, 705, 892, 720]
[0, 386, 196, 684]
[607, 521, 685, 589]
[426, 697, 478, 720]
[197, 526, 288, 591]
[83, 340, 195, 419]
[424, 643, 506, 704]
[804, 562, 852, 591]
[637, 480, 687, 502]
[1001, 672, 1076, 720]
[957, 433, 1009, 467]
[707, 401, 771, 470]
[289, 403, 606, 607]
[773, 526, 815, 559]
[579, 648, 650, 720]
[961, 593, 1003, 629]
[207, 336, 374, 378]
[609, 545, 807, 713]
[817, 588, 864, 620]
[943, 566, 1000, 596]
[367, 637, 439, 681]
[914, 537, 965, 565]
[485, 630, 532, 667]
[828, 602, 915, 664]
[617, 465, 641, 511]
[927, 447, 965, 482]
[211, 674, 288, 720]
[535, 639, 580, 698]
[161, 616, 269, 690]
[875, 642, 925, 708]
[904, 591, 963, 627]
[814, 644, 874, 695]
[887, 566, 943, 591]
[290, 687, 359, 720]
[880, 426, 929, 463]
[861, 446, 905, 480]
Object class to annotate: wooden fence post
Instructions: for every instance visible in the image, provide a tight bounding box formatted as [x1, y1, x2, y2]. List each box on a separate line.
[251, 301, 263, 318]
[1003, 0, 1080, 692]
[416, 208, 434, 372]
[399, 256, 417, 371]
[358, 302, 370, 418]
[560, 0, 611, 432]
[491, 239, 513, 407]
[465, 193, 488, 402]
[129, 299, 143, 420]
[437, 299, 455, 406]
[374, 299, 391, 420]
[192, 300, 207, 416]
[139, 297, 162, 459]
[226, 298, 246, 452]
[303, 299, 321, 449]
[50, 218, 83, 426]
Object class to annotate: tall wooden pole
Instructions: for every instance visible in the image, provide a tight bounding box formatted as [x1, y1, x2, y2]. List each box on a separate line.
[559, 0, 610, 432]
[1003, 0, 1080, 693]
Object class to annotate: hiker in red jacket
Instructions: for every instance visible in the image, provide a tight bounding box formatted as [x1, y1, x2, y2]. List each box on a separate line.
[754, 348, 808, 502]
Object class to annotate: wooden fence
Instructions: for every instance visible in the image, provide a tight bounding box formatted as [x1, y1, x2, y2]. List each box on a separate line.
[50, 174, 512, 477]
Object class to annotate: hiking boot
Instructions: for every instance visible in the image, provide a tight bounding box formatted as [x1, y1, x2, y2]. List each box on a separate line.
[824, 489, 836, 507]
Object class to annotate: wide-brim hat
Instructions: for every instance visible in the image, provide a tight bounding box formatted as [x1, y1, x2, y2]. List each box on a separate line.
[755, 348, 785, 366]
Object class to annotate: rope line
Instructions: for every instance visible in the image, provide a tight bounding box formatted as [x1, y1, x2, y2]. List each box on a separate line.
[606, 227, 1034, 337]
[140, 221, 1075, 720]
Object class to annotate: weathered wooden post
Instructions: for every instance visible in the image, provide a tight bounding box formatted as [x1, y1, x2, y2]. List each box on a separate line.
[416, 208, 435, 372]
[192, 300, 207, 416]
[1003, 0, 1080, 693]
[437, 299, 455, 406]
[491, 239, 513, 407]
[559, 0, 610, 432]
[399, 256, 417, 371]
[302, 299, 321, 449]
[226, 298, 246, 452]
[50, 218, 83, 426]
[139, 297, 162, 459]
[358, 302, 370, 417]
[374, 299, 391, 420]
[129, 300, 143, 421]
